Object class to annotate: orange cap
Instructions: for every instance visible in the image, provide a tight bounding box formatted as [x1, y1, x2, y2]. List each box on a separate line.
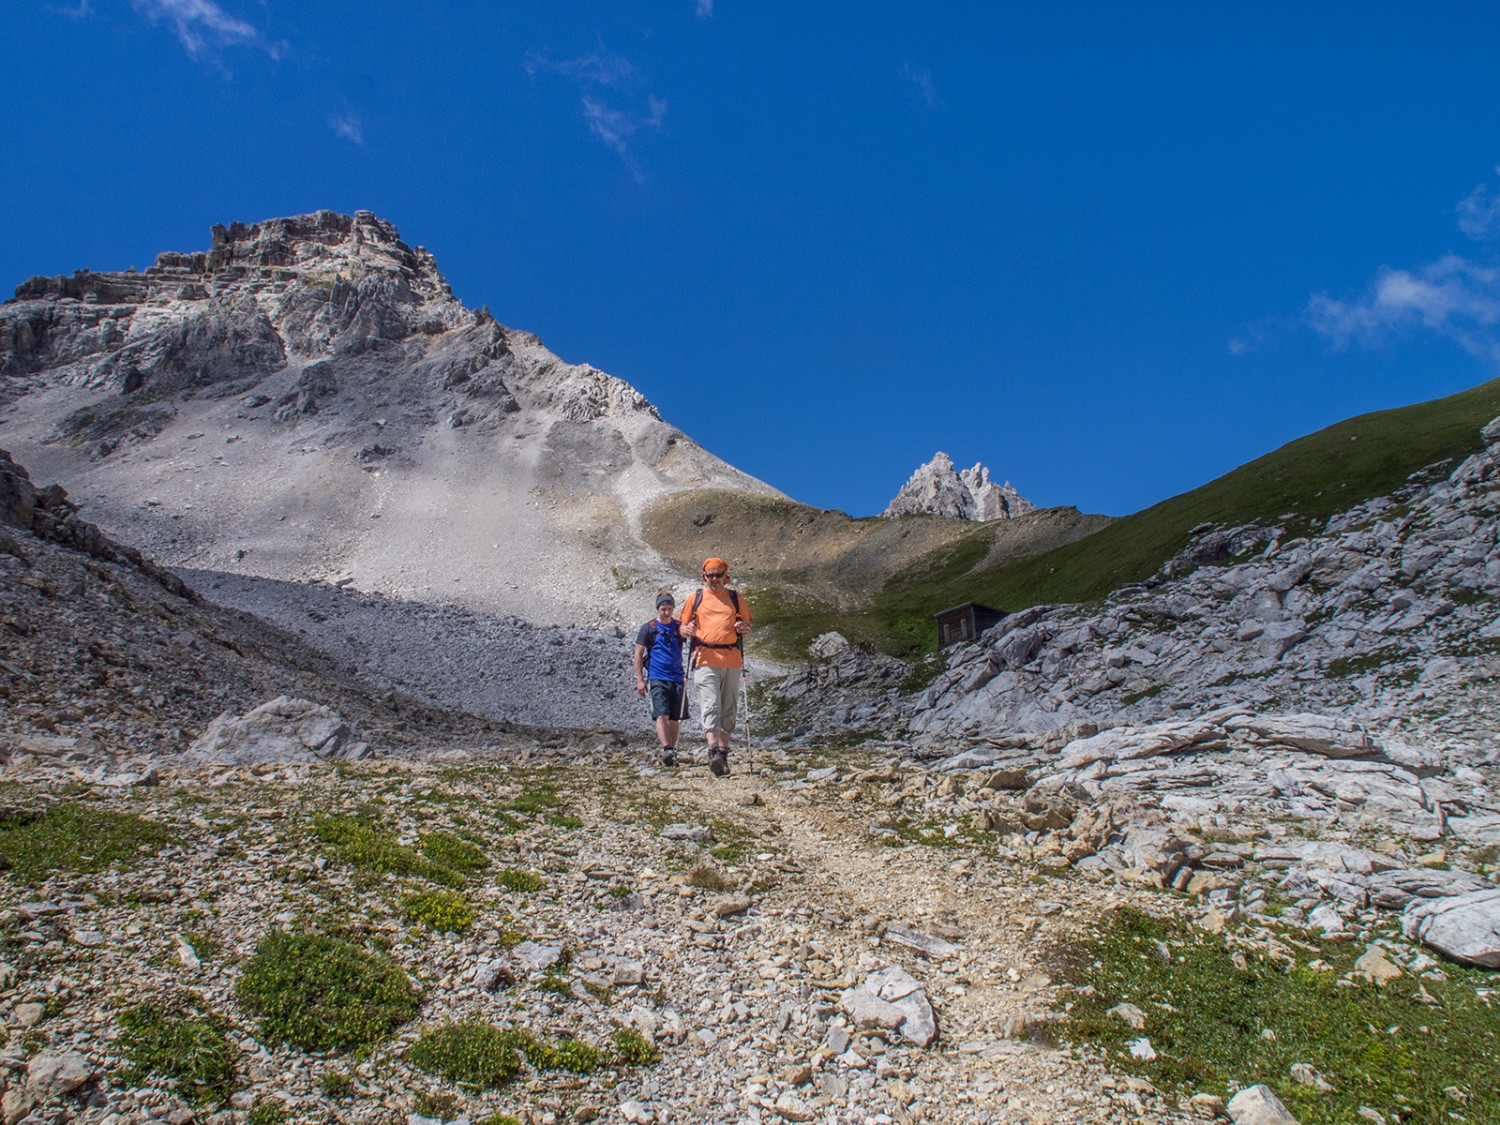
[702, 557, 729, 574]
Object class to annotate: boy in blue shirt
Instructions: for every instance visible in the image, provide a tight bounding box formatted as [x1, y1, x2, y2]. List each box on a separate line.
[633, 594, 686, 766]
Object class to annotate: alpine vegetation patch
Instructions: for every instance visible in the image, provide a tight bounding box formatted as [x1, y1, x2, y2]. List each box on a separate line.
[308, 812, 466, 887]
[0, 804, 174, 880]
[235, 931, 421, 1052]
[408, 1022, 523, 1089]
[401, 888, 476, 933]
[496, 867, 546, 893]
[117, 999, 242, 1108]
[1047, 906, 1500, 1123]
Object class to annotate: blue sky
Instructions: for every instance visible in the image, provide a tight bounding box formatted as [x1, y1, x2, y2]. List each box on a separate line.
[5, 3, 1500, 518]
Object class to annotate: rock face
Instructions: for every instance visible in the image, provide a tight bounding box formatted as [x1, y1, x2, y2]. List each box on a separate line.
[1403, 888, 1500, 967]
[883, 452, 1036, 521]
[0, 210, 779, 628]
[902, 416, 1500, 764]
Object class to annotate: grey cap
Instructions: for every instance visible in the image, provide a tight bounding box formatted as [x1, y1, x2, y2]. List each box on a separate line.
[656, 594, 675, 608]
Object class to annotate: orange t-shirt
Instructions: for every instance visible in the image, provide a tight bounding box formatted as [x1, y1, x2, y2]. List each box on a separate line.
[679, 587, 751, 668]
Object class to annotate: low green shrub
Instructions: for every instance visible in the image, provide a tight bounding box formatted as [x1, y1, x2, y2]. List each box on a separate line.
[317, 1070, 354, 1100]
[496, 868, 545, 893]
[610, 1026, 660, 1066]
[235, 931, 421, 1052]
[118, 1000, 240, 1107]
[500, 1027, 605, 1074]
[419, 831, 490, 873]
[408, 1022, 522, 1088]
[401, 889, 475, 933]
[309, 814, 464, 887]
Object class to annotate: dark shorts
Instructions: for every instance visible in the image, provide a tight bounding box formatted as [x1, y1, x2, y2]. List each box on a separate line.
[649, 680, 686, 720]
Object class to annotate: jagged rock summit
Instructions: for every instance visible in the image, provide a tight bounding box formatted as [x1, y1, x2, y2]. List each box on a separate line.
[884, 452, 1036, 521]
[0, 211, 780, 627]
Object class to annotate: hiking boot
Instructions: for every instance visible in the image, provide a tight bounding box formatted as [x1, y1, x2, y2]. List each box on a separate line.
[660, 747, 677, 767]
[708, 748, 730, 777]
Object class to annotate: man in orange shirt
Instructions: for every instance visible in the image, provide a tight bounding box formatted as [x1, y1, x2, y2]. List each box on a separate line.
[679, 557, 752, 777]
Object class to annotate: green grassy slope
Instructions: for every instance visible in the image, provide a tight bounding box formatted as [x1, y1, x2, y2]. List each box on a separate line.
[885, 376, 1500, 625]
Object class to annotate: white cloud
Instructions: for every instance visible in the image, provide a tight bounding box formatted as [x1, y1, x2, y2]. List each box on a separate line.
[695, 0, 714, 18]
[902, 62, 941, 109]
[131, 0, 265, 58]
[526, 45, 667, 174]
[1306, 170, 1500, 367]
[1458, 170, 1500, 241]
[1308, 256, 1500, 364]
[328, 113, 364, 145]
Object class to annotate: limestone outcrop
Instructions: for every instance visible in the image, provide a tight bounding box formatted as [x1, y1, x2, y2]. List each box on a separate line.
[883, 452, 1036, 521]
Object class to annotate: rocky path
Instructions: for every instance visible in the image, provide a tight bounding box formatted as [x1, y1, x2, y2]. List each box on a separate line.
[611, 744, 1196, 1124]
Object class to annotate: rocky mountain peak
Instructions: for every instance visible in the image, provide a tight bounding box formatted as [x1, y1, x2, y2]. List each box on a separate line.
[0, 210, 779, 627]
[884, 452, 1037, 521]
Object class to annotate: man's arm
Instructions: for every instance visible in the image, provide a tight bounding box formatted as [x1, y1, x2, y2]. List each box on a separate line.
[633, 643, 648, 694]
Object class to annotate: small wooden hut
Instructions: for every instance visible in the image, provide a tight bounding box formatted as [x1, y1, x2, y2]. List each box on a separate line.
[934, 602, 1007, 649]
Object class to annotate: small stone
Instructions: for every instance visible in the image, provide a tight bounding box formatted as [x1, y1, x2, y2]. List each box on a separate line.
[713, 894, 752, 918]
[12, 1004, 44, 1029]
[1353, 945, 1402, 986]
[1107, 1002, 1146, 1030]
[783, 1063, 813, 1086]
[1289, 1063, 1334, 1092]
[1127, 1037, 1156, 1060]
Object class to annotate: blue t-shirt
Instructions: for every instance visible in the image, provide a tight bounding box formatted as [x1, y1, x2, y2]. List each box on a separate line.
[635, 619, 685, 682]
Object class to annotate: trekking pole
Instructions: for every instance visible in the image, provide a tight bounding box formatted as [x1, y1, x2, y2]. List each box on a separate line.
[740, 667, 752, 752]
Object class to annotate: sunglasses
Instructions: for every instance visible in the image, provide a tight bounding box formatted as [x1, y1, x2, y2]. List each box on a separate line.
[703, 572, 727, 579]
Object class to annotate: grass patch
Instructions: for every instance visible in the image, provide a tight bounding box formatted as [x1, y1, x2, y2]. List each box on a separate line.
[401, 889, 475, 933]
[309, 813, 465, 888]
[118, 999, 241, 1107]
[709, 843, 743, 864]
[1326, 646, 1408, 679]
[1121, 683, 1166, 706]
[537, 973, 571, 996]
[247, 1100, 288, 1125]
[0, 804, 173, 880]
[235, 931, 421, 1053]
[1048, 906, 1500, 1123]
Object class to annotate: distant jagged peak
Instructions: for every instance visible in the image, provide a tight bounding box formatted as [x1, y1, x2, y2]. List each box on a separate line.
[884, 451, 1037, 521]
